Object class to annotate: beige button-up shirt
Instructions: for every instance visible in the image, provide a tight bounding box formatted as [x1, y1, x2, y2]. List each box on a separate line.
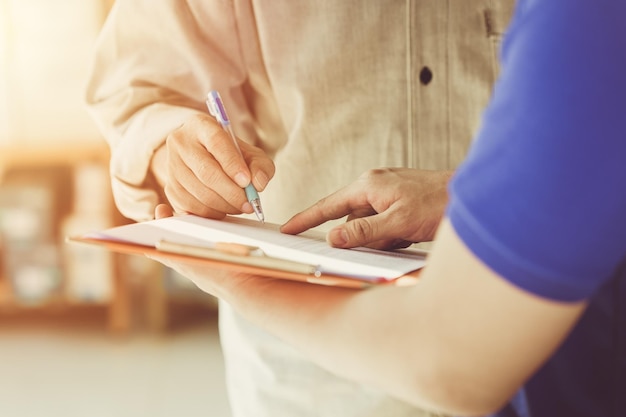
[86, 1, 513, 416]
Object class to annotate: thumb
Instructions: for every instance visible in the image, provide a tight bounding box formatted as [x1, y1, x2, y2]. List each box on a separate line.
[327, 216, 380, 248]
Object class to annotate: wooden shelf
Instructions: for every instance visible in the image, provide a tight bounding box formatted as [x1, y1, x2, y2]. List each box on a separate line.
[0, 141, 130, 334]
[0, 141, 215, 334]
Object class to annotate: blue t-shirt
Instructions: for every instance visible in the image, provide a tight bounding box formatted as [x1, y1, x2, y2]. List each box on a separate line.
[447, 0, 626, 416]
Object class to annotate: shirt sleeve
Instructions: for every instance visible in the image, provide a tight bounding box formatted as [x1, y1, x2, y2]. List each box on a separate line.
[85, 0, 253, 221]
[447, 0, 626, 302]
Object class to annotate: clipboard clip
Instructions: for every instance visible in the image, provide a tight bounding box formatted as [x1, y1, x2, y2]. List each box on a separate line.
[156, 240, 321, 277]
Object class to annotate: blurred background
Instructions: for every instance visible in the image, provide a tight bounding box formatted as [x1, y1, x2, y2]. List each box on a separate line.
[0, 1, 231, 416]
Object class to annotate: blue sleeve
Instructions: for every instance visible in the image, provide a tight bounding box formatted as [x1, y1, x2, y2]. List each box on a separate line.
[447, 0, 626, 302]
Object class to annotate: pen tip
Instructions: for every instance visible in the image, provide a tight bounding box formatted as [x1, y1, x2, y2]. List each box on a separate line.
[250, 199, 265, 223]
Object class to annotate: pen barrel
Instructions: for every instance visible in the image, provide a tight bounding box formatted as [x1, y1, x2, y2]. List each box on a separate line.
[225, 125, 244, 158]
[244, 184, 260, 201]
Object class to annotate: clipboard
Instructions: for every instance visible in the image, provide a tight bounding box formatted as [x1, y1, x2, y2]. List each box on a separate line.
[67, 215, 425, 289]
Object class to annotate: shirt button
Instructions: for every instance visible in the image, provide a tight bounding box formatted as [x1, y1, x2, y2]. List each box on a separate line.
[420, 66, 433, 85]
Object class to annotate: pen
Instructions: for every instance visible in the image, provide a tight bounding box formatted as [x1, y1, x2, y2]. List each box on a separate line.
[206, 90, 265, 222]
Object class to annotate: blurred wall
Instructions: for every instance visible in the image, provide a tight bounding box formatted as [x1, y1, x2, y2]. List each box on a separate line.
[0, 0, 111, 145]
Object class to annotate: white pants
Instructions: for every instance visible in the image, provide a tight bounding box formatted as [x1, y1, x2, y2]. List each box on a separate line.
[218, 300, 444, 417]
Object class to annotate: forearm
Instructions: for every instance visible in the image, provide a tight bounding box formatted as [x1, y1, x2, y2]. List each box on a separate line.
[218, 219, 585, 416]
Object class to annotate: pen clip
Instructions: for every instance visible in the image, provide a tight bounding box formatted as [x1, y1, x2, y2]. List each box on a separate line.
[213, 242, 263, 257]
[156, 240, 320, 276]
[206, 90, 230, 125]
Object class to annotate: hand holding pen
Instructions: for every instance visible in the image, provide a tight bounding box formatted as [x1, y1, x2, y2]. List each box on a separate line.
[153, 92, 274, 220]
[206, 90, 265, 222]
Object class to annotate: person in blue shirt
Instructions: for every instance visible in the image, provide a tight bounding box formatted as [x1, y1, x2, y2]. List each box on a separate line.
[153, 0, 626, 415]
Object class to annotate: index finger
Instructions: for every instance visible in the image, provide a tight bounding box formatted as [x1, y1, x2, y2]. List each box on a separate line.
[197, 123, 252, 188]
[280, 185, 369, 235]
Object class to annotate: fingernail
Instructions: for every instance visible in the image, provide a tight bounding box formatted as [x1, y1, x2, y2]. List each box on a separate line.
[255, 171, 269, 190]
[329, 228, 348, 246]
[234, 172, 250, 188]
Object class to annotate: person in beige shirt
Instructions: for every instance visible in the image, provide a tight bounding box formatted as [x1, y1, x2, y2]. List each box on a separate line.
[86, 1, 513, 416]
